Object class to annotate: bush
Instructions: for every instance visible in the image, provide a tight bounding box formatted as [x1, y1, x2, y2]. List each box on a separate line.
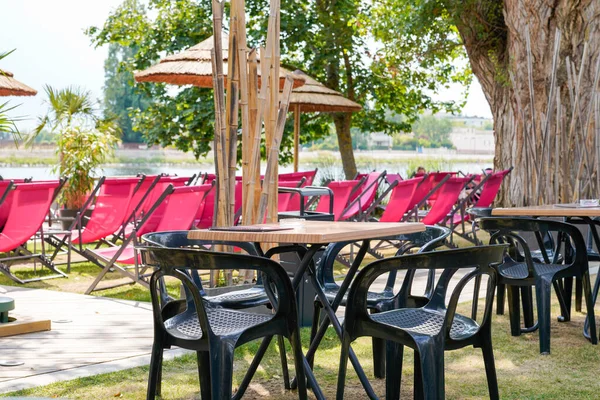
[392, 135, 418, 150]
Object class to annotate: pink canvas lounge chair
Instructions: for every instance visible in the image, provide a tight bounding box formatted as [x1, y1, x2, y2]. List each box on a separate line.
[0, 180, 16, 231]
[118, 175, 193, 238]
[0, 181, 68, 283]
[314, 180, 363, 221]
[403, 172, 451, 221]
[426, 172, 458, 205]
[340, 171, 386, 221]
[385, 173, 403, 186]
[279, 169, 318, 185]
[378, 177, 425, 223]
[84, 184, 212, 293]
[280, 170, 317, 211]
[70, 177, 142, 249]
[445, 167, 513, 245]
[277, 179, 306, 213]
[420, 176, 472, 225]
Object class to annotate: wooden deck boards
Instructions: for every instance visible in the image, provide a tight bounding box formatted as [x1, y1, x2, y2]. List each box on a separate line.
[0, 285, 186, 394]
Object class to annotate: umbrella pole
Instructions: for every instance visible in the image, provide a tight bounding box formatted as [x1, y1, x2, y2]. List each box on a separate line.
[293, 104, 300, 172]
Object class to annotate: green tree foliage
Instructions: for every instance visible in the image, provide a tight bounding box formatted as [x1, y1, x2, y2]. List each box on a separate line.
[412, 115, 454, 148]
[89, 0, 469, 171]
[103, 43, 150, 143]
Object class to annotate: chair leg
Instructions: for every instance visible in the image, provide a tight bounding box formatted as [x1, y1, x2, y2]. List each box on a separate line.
[209, 342, 235, 400]
[372, 337, 386, 379]
[520, 287, 535, 329]
[385, 341, 403, 400]
[415, 341, 445, 400]
[535, 278, 553, 354]
[336, 335, 352, 400]
[156, 349, 164, 397]
[496, 283, 505, 315]
[575, 276, 583, 312]
[197, 351, 211, 400]
[481, 338, 499, 400]
[413, 350, 424, 400]
[308, 302, 321, 369]
[582, 271, 598, 344]
[277, 335, 291, 389]
[146, 341, 163, 400]
[506, 285, 521, 337]
[553, 280, 571, 322]
[289, 330, 308, 399]
[562, 277, 574, 320]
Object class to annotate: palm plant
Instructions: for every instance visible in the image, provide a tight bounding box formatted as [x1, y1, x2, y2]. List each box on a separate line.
[0, 101, 21, 142]
[0, 49, 22, 144]
[29, 85, 121, 209]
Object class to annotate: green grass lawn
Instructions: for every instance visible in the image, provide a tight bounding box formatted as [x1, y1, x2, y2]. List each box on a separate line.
[2, 236, 600, 399]
[2, 293, 599, 399]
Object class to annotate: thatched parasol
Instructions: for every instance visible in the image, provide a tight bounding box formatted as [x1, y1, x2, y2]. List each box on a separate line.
[0, 69, 37, 97]
[288, 70, 361, 171]
[134, 34, 305, 89]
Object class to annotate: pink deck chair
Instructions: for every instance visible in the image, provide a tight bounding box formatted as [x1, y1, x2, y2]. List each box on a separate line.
[117, 175, 194, 239]
[403, 172, 452, 220]
[280, 170, 317, 211]
[276, 180, 305, 213]
[279, 169, 318, 185]
[426, 172, 458, 205]
[71, 177, 141, 247]
[421, 177, 471, 225]
[385, 173, 403, 186]
[0, 180, 16, 231]
[195, 181, 239, 229]
[84, 184, 212, 293]
[340, 171, 386, 221]
[90, 184, 212, 268]
[445, 167, 513, 245]
[128, 175, 191, 222]
[315, 180, 362, 221]
[0, 181, 67, 283]
[379, 177, 425, 222]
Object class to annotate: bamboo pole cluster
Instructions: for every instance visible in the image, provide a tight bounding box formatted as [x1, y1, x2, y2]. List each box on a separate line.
[514, 28, 600, 206]
[210, 0, 293, 284]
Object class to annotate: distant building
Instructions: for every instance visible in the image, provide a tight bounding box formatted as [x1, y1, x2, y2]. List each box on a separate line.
[369, 132, 393, 149]
[450, 127, 494, 154]
[451, 116, 491, 128]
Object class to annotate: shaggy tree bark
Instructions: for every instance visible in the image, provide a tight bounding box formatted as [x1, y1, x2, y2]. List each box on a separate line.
[455, 0, 600, 206]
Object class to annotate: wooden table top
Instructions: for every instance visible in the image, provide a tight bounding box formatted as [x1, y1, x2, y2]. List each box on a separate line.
[492, 204, 600, 217]
[187, 221, 425, 244]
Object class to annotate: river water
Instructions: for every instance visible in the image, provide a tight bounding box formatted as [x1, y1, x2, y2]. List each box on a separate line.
[1, 160, 493, 184]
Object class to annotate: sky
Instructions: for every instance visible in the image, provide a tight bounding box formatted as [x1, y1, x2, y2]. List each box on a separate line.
[1, 0, 493, 132]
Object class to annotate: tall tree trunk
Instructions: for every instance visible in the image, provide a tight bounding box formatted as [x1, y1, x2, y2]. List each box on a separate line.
[333, 113, 357, 179]
[455, 0, 600, 206]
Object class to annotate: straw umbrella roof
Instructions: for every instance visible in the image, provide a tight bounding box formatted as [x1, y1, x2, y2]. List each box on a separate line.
[134, 34, 305, 89]
[289, 71, 361, 113]
[0, 69, 37, 97]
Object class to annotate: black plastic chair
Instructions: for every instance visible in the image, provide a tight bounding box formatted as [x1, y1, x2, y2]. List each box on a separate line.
[467, 211, 561, 318]
[480, 217, 598, 354]
[337, 245, 506, 400]
[141, 231, 295, 389]
[138, 240, 307, 399]
[311, 226, 451, 378]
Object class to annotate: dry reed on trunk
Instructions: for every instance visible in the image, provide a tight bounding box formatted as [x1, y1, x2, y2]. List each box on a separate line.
[514, 28, 600, 206]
